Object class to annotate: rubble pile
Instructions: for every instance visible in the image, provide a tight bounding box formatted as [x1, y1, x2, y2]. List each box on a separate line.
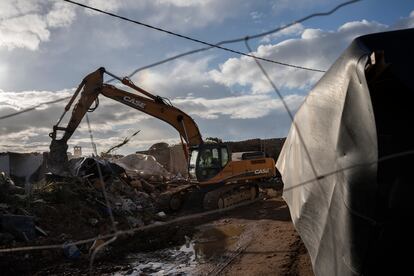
[0, 153, 179, 262]
[113, 153, 172, 182]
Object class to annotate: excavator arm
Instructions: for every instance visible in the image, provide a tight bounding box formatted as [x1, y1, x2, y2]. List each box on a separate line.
[48, 67, 202, 175]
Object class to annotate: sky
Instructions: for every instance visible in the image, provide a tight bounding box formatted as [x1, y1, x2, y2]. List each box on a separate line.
[1, 0, 413, 155]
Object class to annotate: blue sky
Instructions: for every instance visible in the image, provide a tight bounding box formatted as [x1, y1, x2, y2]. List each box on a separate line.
[1, 0, 413, 155]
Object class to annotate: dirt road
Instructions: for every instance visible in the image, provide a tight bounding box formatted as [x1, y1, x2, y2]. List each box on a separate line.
[99, 195, 314, 275]
[190, 196, 314, 276]
[219, 197, 313, 276]
[28, 195, 313, 275]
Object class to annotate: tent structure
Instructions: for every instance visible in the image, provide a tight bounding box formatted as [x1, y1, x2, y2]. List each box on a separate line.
[277, 28, 414, 275]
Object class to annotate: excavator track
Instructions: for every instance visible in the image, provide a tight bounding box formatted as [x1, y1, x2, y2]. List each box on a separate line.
[203, 183, 259, 210]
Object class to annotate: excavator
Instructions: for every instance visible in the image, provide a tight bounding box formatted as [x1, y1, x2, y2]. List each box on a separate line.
[48, 67, 276, 210]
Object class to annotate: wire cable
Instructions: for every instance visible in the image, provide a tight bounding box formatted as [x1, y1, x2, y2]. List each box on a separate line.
[62, 0, 361, 75]
[0, 0, 361, 120]
[1, 148, 414, 254]
[0, 96, 71, 120]
[114, 0, 361, 81]
[244, 39, 319, 179]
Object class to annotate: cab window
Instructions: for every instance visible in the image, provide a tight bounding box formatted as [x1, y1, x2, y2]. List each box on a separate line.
[197, 148, 221, 181]
[189, 149, 198, 179]
[221, 147, 229, 167]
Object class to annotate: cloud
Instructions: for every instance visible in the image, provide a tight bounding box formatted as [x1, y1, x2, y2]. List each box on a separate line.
[250, 11, 264, 23]
[46, 2, 77, 28]
[0, 88, 170, 154]
[147, 0, 248, 30]
[0, 0, 248, 51]
[132, 57, 212, 97]
[0, 0, 76, 50]
[174, 94, 304, 119]
[83, 0, 123, 12]
[271, 0, 329, 14]
[0, 0, 41, 19]
[0, 79, 303, 154]
[0, 14, 50, 50]
[260, 23, 304, 43]
[210, 19, 393, 93]
[392, 9, 414, 29]
[2, 9, 414, 154]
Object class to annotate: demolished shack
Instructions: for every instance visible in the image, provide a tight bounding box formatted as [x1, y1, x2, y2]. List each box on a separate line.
[277, 28, 414, 275]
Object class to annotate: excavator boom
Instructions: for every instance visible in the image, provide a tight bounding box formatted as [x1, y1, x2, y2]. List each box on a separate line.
[48, 67, 202, 175]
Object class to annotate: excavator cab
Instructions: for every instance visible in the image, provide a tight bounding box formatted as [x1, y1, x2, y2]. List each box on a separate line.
[189, 144, 230, 181]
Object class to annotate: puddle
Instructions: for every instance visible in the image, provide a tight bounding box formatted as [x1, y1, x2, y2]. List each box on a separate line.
[120, 223, 246, 275]
[191, 224, 245, 263]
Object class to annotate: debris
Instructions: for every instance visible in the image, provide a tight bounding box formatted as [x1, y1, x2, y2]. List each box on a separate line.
[69, 157, 124, 181]
[63, 242, 81, 259]
[126, 216, 144, 228]
[35, 225, 48, 236]
[113, 153, 171, 181]
[0, 232, 15, 245]
[141, 179, 156, 193]
[157, 211, 166, 218]
[88, 238, 110, 259]
[0, 214, 37, 241]
[0, 172, 25, 195]
[119, 198, 140, 214]
[104, 130, 141, 154]
[89, 218, 99, 226]
[130, 179, 142, 189]
[18, 208, 30, 216]
[13, 194, 28, 200]
[32, 199, 47, 204]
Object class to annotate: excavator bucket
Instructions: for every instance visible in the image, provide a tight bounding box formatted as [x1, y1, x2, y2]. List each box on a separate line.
[47, 139, 72, 176]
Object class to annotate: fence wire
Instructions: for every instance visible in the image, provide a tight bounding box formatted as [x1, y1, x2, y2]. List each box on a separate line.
[1, 1, 395, 275]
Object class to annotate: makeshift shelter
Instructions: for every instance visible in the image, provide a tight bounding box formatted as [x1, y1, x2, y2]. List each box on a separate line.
[277, 28, 414, 275]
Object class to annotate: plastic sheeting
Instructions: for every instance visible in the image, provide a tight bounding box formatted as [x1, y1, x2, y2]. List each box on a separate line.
[277, 28, 414, 275]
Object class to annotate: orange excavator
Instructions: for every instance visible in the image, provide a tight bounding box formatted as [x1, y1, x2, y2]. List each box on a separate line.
[48, 67, 276, 210]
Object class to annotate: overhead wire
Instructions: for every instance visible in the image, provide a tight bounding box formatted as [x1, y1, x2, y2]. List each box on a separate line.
[0, 0, 361, 121]
[63, 0, 361, 76]
[1, 0, 395, 261]
[0, 96, 71, 120]
[115, 0, 360, 81]
[85, 113, 119, 273]
[1, 148, 414, 255]
[244, 38, 320, 186]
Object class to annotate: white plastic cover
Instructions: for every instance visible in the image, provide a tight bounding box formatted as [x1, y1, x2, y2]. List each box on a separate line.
[277, 28, 414, 275]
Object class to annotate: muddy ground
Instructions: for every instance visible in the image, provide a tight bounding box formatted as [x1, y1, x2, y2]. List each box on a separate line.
[11, 194, 314, 276]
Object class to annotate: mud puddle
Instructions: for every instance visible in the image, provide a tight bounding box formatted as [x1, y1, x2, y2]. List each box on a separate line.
[117, 223, 247, 275]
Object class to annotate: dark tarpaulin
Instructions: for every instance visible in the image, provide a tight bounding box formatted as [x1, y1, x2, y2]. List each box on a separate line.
[276, 28, 414, 275]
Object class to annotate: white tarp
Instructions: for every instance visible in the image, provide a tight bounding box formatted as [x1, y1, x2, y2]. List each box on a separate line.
[277, 28, 414, 275]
